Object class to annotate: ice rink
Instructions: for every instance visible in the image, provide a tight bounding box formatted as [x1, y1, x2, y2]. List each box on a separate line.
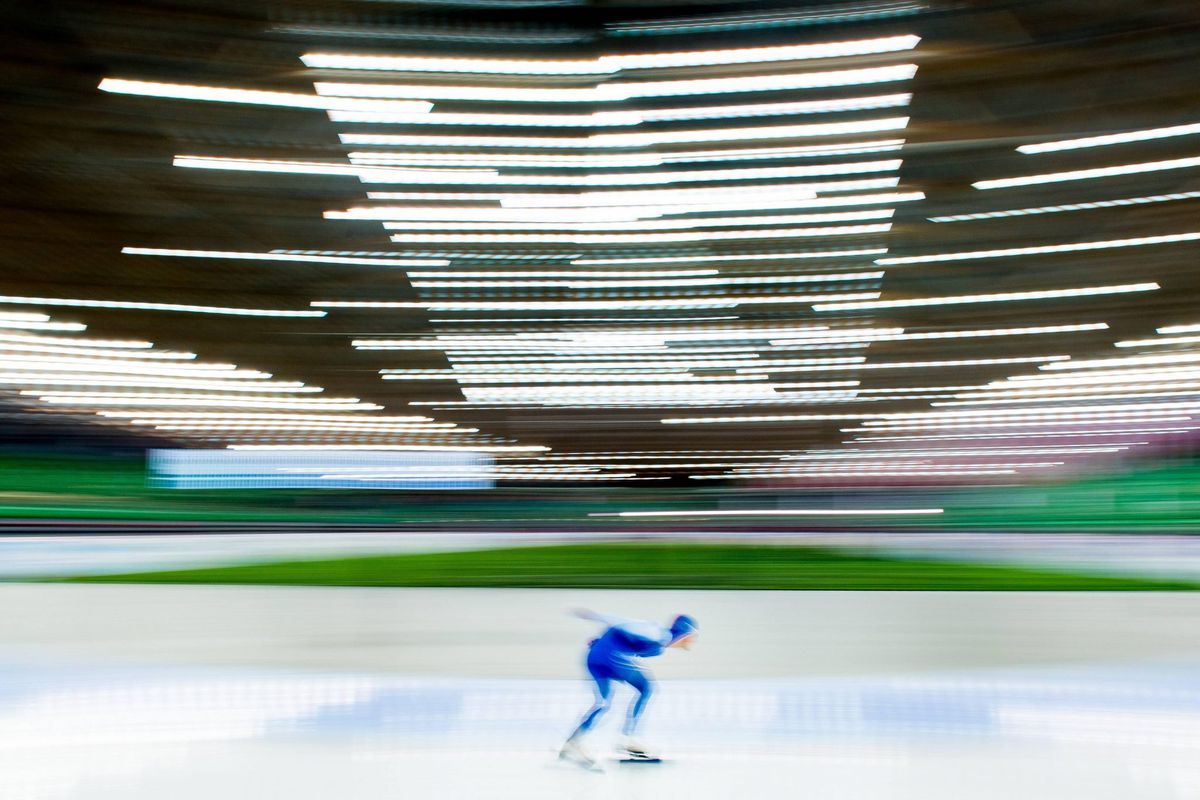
[4, 584, 1200, 799]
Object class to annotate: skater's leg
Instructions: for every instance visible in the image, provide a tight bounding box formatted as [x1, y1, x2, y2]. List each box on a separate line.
[569, 666, 613, 739]
[620, 668, 654, 737]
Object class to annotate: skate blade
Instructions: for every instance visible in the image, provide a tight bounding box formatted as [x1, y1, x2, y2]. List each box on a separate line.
[617, 757, 663, 764]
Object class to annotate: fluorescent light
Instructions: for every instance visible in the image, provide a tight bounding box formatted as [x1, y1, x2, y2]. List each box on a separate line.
[0, 295, 325, 318]
[332, 100, 911, 127]
[346, 141, 903, 168]
[347, 204, 892, 223]
[737, 355, 1069, 373]
[362, 160, 905, 185]
[845, 414, 1197, 432]
[1040, 352, 1200, 371]
[1017, 121, 1200, 154]
[378, 211, 894, 231]
[99, 412, 435, 422]
[614, 8, 926, 35]
[365, 179, 901, 206]
[227, 444, 549, 453]
[388, 374, 774, 384]
[180, 154, 904, 190]
[28, 394, 380, 410]
[315, 292, 880, 311]
[589, 507, 942, 518]
[312, 64, 918, 102]
[1116, 335, 1200, 347]
[389, 225, 892, 244]
[771, 322, 1107, 346]
[814, 283, 1158, 312]
[851, 428, 1192, 442]
[1159, 323, 1200, 335]
[877, 232, 1200, 265]
[574, 249, 886, 266]
[690, 469, 1014, 478]
[0, 319, 88, 332]
[862, 401, 1200, 422]
[998, 366, 1200, 386]
[99, 78, 432, 112]
[0, 354, 258, 376]
[409, 272, 884, 289]
[122, 247, 447, 267]
[974, 155, 1200, 190]
[410, 270, 720, 278]
[663, 413, 872, 424]
[301, 35, 920, 74]
[938, 388, 1200, 406]
[338, 119, 910, 149]
[175, 156, 361, 177]
[0, 375, 317, 392]
[928, 190, 1200, 222]
[0, 332, 153, 348]
[0, 342, 195, 360]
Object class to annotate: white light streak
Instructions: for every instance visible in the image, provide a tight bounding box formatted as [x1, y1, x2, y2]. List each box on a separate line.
[770, 322, 1108, 346]
[98, 412, 436, 423]
[366, 180, 900, 206]
[0, 342, 194, 360]
[383, 213, 894, 234]
[0, 332, 152, 349]
[814, 283, 1158, 312]
[122, 247, 447, 267]
[590, 507, 942, 518]
[389, 225, 892, 244]
[301, 35, 920, 74]
[99, 78, 432, 113]
[27, 394, 381, 410]
[332, 100, 912, 127]
[1040, 353, 1200, 371]
[0, 295, 325, 318]
[227, 444, 549, 453]
[974, 155, 1200, 190]
[411, 270, 720, 279]
[574, 249, 886, 266]
[1018, 121, 1200, 154]
[851, 428, 1191, 442]
[339, 119, 910, 149]
[1159, 323, 1200, 335]
[312, 64, 918, 103]
[409, 272, 884, 289]
[0, 375, 316, 393]
[928, 191, 1200, 222]
[876, 232, 1200, 265]
[736, 355, 1068, 373]
[1116, 335, 1200, 348]
[316, 292, 880, 311]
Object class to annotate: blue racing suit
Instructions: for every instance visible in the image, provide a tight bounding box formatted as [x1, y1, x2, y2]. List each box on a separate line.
[570, 614, 673, 738]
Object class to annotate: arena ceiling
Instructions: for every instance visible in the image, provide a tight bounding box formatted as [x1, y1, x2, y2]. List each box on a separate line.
[2, 0, 1200, 482]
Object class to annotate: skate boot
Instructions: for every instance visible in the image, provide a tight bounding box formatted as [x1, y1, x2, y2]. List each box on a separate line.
[617, 738, 662, 763]
[559, 737, 602, 771]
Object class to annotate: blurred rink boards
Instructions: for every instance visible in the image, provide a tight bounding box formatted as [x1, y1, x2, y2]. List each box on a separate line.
[3, 586, 1200, 798]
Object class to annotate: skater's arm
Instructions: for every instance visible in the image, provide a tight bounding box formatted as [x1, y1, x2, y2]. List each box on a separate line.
[571, 608, 631, 627]
[572, 609, 668, 643]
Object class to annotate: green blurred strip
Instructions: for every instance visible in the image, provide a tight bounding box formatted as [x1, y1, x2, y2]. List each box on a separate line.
[61, 543, 1200, 590]
[6, 453, 1200, 530]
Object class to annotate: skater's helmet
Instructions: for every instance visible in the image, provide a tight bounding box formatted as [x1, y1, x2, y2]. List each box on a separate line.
[668, 614, 698, 641]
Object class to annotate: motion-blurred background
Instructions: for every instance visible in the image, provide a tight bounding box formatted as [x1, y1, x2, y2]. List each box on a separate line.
[4, 1, 1200, 797]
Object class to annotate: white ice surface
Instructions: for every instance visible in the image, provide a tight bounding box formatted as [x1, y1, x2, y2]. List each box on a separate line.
[3, 585, 1200, 799]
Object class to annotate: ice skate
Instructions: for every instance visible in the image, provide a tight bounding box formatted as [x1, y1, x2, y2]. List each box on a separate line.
[559, 737, 602, 771]
[617, 738, 662, 764]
